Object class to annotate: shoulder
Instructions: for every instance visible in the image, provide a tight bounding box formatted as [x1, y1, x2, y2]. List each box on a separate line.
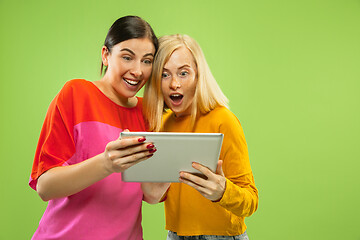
[209, 108, 248, 150]
[206, 106, 240, 125]
[61, 79, 91, 93]
[202, 107, 245, 137]
[57, 79, 94, 99]
[50, 79, 94, 111]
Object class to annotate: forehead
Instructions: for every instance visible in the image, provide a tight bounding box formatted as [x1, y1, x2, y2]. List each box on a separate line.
[164, 46, 196, 69]
[113, 38, 155, 54]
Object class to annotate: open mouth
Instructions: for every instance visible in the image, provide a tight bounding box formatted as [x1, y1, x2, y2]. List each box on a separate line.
[123, 78, 140, 86]
[170, 93, 183, 103]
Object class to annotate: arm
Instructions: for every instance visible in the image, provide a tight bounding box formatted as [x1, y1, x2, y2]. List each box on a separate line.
[179, 160, 226, 202]
[32, 82, 157, 201]
[180, 160, 258, 218]
[216, 172, 258, 218]
[179, 109, 258, 217]
[141, 182, 170, 204]
[37, 136, 155, 201]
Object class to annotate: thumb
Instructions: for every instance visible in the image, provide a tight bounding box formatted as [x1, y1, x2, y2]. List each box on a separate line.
[119, 129, 130, 139]
[216, 160, 225, 177]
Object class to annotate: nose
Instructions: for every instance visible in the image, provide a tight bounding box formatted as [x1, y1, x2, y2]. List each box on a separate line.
[130, 61, 142, 78]
[169, 76, 181, 90]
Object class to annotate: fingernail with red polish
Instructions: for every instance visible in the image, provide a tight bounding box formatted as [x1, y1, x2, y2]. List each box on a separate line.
[146, 144, 154, 149]
[149, 148, 157, 153]
[147, 154, 154, 158]
[138, 137, 146, 142]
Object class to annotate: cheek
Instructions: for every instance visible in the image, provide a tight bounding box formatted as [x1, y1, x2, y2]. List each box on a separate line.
[143, 66, 153, 78]
[185, 78, 197, 95]
[187, 92, 195, 104]
[161, 81, 167, 94]
[108, 61, 124, 75]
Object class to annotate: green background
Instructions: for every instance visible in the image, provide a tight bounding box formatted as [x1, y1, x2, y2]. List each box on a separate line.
[1, 0, 359, 239]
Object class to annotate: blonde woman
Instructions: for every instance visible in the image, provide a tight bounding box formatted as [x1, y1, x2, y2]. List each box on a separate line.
[143, 34, 258, 239]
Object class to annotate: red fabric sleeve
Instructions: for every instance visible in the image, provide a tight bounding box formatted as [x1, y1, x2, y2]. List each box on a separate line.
[29, 83, 76, 190]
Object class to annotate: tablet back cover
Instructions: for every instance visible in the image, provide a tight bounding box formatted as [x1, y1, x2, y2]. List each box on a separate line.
[120, 132, 223, 182]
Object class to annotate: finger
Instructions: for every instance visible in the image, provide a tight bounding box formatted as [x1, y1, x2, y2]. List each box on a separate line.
[118, 129, 130, 140]
[121, 142, 155, 157]
[118, 129, 146, 142]
[191, 162, 216, 179]
[179, 176, 208, 193]
[107, 137, 147, 151]
[179, 171, 209, 189]
[116, 148, 155, 165]
[120, 153, 154, 170]
[179, 177, 215, 200]
[216, 160, 225, 177]
[109, 142, 155, 160]
[119, 129, 130, 139]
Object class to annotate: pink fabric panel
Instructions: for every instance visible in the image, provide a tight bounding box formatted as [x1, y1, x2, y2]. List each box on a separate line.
[32, 122, 143, 240]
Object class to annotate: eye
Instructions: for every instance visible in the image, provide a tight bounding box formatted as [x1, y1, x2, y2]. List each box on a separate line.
[143, 59, 153, 65]
[179, 71, 189, 77]
[162, 72, 170, 78]
[122, 55, 132, 61]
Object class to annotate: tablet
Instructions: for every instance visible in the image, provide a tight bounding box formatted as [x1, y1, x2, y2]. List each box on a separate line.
[120, 132, 223, 182]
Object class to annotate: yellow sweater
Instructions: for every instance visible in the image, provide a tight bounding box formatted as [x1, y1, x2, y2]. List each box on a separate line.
[161, 107, 258, 236]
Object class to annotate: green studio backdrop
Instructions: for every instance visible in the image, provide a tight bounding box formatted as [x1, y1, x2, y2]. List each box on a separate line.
[1, 0, 359, 239]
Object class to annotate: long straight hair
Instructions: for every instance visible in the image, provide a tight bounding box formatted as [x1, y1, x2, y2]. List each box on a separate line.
[143, 34, 228, 132]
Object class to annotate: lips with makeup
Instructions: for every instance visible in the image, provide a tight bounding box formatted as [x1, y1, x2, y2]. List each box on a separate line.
[123, 77, 144, 93]
[123, 78, 141, 87]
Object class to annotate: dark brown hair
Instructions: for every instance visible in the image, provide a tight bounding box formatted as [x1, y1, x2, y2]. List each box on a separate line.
[100, 16, 158, 75]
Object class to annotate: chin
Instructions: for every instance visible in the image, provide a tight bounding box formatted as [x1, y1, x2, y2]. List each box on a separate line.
[171, 109, 184, 117]
[123, 89, 139, 98]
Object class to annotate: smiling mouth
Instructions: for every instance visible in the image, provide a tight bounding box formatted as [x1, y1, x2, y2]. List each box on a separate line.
[123, 78, 140, 86]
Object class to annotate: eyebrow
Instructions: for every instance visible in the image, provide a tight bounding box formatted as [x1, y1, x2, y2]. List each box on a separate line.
[120, 48, 154, 57]
[163, 64, 191, 71]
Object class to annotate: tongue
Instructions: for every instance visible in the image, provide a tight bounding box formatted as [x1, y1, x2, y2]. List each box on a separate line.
[170, 95, 183, 103]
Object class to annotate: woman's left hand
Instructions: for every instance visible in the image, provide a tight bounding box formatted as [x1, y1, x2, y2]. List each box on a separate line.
[179, 160, 226, 202]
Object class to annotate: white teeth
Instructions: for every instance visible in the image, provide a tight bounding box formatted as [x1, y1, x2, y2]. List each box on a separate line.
[171, 94, 182, 97]
[124, 78, 139, 86]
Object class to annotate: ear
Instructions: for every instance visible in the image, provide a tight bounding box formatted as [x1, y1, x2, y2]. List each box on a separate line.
[101, 46, 109, 66]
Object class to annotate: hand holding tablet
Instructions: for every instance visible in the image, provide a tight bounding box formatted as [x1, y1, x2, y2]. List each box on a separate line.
[120, 132, 223, 182]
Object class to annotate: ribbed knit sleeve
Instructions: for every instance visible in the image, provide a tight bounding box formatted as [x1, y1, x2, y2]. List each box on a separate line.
[214, 108, 258, 217]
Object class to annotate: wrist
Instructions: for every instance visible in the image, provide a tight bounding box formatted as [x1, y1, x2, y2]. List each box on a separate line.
[100, 152, 115, 175]
[212, 177, 227, 202]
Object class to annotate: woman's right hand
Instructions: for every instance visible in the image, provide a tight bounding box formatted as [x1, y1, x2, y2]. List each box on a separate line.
[103, 131, 156, 173]
[36, 130, 155, 201]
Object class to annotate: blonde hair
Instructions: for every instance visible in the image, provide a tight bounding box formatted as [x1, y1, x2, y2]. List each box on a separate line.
[143, 34, 228, 132]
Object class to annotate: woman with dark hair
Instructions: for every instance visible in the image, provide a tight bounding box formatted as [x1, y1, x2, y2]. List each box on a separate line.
[29, 16, 163, 239]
